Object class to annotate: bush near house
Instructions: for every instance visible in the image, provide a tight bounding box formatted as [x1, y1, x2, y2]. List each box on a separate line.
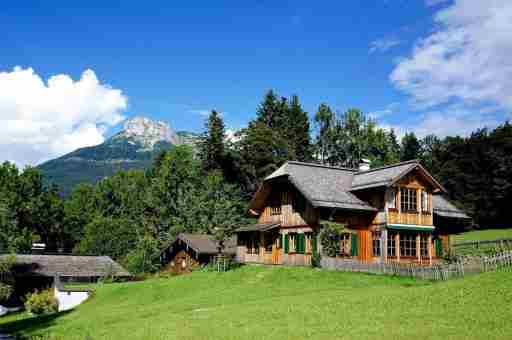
[24, 289, 59, 315]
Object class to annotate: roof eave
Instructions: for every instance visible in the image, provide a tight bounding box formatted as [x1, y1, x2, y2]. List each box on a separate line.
[389, 162, 448, 194]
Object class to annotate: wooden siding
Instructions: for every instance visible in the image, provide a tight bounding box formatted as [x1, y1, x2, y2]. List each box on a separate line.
[358, 230, 372, 261]
[258, 187, 319, 227]
[162, 250, 200, 273]
[387, 172, 434, 226]
[388, 210, 433, 225]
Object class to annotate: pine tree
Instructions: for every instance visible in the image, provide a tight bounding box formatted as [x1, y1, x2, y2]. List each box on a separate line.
[401, 132, 421, 161]
[385, 129, 401, 164]
[314, 104, 335, 164]
[200, 110, 226, 173]
[288, 95, 311, 162]
[256, 90, 280, 128]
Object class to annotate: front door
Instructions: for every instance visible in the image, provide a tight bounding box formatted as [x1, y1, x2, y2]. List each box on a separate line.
[272, 243, 280, 265]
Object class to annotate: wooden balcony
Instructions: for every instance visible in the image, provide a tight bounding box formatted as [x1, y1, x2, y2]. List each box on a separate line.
[388, 210, 433, 226]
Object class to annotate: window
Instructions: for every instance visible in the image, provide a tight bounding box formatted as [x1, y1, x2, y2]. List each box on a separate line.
[340, 233, 351, 256]
[289, 233, 297, 253]
[420, 234, 429, 257]
[372, 231, 381, 257]
[387, 232, 396, 257]
[399, 233, 417, 257]
[400, 188, 417, 212]
[247, 233, 260, 254]
[264, 233, 274, 253]
[387, 189, 396, 209]
[305, 233, 313, 254]
[293, 190, 306, 213]
[421, 191, 430, 212]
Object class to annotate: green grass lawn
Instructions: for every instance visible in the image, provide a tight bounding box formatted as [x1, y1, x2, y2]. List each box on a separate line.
[452, 228, 512, 243]
[1, 266, 512, 340]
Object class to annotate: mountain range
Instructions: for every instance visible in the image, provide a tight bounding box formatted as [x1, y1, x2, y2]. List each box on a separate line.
[37, 117, 199, 194]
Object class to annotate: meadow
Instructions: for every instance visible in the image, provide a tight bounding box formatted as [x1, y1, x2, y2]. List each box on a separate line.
[1, 265, 511, 340]
[452, 228, 512, 243]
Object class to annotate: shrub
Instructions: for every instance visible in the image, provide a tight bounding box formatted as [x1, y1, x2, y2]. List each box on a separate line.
[311, 252, 322, 268]
[25, 289, 59, 315]
[319, 220, 346, 257]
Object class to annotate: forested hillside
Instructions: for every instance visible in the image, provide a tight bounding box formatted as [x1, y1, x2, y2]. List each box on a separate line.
[1, 90, 511, 275]
[37, 116, 200, 194]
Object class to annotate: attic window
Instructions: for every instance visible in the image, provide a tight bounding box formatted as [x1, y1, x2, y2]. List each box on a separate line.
[400, 188, 417, 212]
[270, 193, 282, 216]
[293, 190, 306, 213]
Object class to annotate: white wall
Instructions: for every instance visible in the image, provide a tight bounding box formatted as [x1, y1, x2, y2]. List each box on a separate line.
[54, 288, 90, 312]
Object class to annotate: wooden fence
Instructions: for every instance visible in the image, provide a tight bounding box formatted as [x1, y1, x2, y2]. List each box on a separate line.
[451, 238, 512, 256]
[320, 250, 512, 281]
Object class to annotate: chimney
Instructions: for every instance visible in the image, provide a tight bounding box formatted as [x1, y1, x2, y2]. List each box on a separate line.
[358, 159, 371, 172]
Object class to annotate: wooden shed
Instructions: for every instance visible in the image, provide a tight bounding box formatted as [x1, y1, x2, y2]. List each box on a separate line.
[160, 233, 236, 273]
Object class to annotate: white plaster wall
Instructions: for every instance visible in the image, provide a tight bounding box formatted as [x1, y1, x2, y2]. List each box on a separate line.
[55, 289, 90, 312]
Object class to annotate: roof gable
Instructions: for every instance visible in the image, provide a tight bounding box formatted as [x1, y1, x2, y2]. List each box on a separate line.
[176, 233, 236, 255]
[252, 162, 376, 212]
[351, 160, 446, 193]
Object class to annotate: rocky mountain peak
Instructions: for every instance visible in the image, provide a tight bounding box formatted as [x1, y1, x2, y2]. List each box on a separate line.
[113, 116, 180, 149]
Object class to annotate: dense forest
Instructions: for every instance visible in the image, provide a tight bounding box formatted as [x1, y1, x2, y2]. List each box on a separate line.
[1, 90, 511, 273]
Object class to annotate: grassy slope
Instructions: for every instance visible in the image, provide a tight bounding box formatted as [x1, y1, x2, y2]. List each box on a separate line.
[452, 228, 512, 243]
[1, 266, 512, 340]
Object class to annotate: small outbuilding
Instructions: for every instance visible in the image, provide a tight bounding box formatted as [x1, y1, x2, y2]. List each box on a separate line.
[160, 233, 236, 273]
[2, 254, 131, 307]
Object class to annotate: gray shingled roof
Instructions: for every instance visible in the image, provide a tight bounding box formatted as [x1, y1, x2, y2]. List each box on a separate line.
[351, 160, 418, 190]
[265, 162, 376, 212]
[237, 223, 280, 232]
[6, 255, 131, 278]
[177, 233, 236, 255]
[433, 195, 470, 219]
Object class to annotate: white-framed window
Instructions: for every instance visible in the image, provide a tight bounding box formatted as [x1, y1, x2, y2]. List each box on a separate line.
[421, 191, 429, 212]
[400, 188, 418, 212]
[420, 234, 429, 257]
[339, 233, 351, 256]
[399, 233, 417, 257]
[387, 189, 396, 209]
[372, 231, 381, 257]
[387, 232, 396, 257]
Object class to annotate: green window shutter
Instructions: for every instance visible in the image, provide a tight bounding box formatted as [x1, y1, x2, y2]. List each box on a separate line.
[435, 239, 442, 257]
[300, 234, 306, 254]
[351, 234, 358, 257]
[312, 232, 317, 255]
[284, 235, 289, 254]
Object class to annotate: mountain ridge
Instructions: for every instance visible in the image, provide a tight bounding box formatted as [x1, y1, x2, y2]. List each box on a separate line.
[38, 116, 199, 194]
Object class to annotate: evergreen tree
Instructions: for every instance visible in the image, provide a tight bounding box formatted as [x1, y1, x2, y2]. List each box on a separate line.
[401, 132, 421, 161]
[256, 90, 280, 128]
[200, 110, 226, 173]
[314, 104, 335, 164]
[387, 129, 401, 163]
[288, 95, 312, 162]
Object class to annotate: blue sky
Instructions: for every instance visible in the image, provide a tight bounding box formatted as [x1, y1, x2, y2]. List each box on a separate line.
[1, 0, 511, 166]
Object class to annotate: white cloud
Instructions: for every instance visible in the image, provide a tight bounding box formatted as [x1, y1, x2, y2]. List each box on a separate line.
[369, 38, 401, 53]
[0, 67, 127, 166]
[391, 0, 512, 112]
[411, 109, 498, 138]
[369, 102, 400, 119]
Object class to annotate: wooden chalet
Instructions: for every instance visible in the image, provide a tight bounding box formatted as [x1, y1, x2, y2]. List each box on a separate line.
[235, 160, 470, 266]
[160, 233, 236, 273]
